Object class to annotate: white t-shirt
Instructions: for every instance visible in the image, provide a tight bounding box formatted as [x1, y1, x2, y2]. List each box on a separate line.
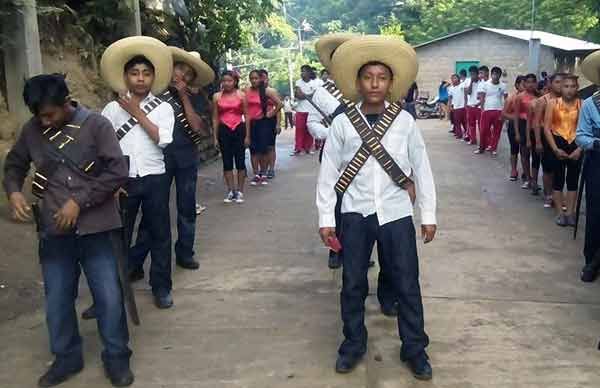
[481, 81, 507, 111]
[448, 83, 465, 109]
[464, 78, 480, 107]
[295, 79, 322, 114]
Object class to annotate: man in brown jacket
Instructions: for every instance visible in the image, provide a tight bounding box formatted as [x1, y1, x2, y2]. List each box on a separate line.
[3, 74, 134, 387]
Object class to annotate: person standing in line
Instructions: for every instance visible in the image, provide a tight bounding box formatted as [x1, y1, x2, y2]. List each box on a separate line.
[464, 65, 481, 145]
[576, 50, 600, 282]
[293, 65, 320, 155]
[543, 75, 582, 227]
[513, 73, 539, 191]
[246, 70, 282, 185]
[448, 73, 467, 139]
[100, 37, 175, 309]
[532, 73, 565, 207]
[502, 75, 525, 180]
[283, 96, 294, 130]
[438, 80, 450, 121]
[404, 81, 419, 119]
[213, 70, 250, 203]
[259, 69, 282, 179]
[476, 66, 507, 155]
[318, 35, 436, 380]
[3, 74, 134, 387]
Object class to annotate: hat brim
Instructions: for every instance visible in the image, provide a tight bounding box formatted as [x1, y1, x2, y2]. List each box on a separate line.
[170, 47, 215, 87]
[581, 50, 600, 85]
[100, 36, 173, 96]
[315, 33, 357, 69]
[330, 35, 418, 103]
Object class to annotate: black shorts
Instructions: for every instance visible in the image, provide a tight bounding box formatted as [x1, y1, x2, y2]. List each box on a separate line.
[266, 117, 277, 147]
[250, 118, 274, 155]
[547, 135, 582, 191]
[218, 123, 246, 172]
[507, 121, 519, 155]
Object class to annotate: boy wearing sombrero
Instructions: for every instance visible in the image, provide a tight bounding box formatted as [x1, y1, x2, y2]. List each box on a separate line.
[317, 35, 437, 379]
[129, 48, 214, 274]
[100, 37, 176, 309]
[576, 50, 600, 282]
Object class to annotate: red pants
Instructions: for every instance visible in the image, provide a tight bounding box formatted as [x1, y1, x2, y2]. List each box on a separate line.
[480, 110, 503, 151]
[466, 106, 481, 144]
[294, 112, 313, 152]
[452, 108, 467, 138]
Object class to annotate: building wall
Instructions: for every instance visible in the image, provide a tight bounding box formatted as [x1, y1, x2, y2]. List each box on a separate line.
[414, 30, 556, 97]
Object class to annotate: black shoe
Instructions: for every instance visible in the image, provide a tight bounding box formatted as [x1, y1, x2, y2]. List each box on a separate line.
[128, 268, 144, 282]
[380, 302, 399, 318]
[153, 292, 173, 309]
[81, 304, 96, 320]
[176, 258, 200, 270]
[581, 265, 599, 283]
[104, 365, 134, 387]
[38, 360, 84, 387]
[328, 252, 342, 269]
[405, 353, 432, 381]
[335, 354, 363, 374]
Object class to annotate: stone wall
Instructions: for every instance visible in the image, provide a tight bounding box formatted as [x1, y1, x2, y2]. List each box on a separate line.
[415, 29, 556, 97]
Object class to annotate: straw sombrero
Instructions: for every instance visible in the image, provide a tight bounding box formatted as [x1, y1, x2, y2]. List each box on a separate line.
[315, 33, 357, 69]
[169, 47, 215, 87]
[581, 50, 600, 85]
[100, 36, 173, 95]
[330, 35, 418, 102]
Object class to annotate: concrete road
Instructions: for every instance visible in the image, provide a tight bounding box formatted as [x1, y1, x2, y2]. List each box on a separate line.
[1, 120, 600, 388]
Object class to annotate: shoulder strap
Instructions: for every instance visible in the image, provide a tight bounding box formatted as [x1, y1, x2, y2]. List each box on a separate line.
[335, 103, 411, 194]
[592, 91, 600, 115]
[115, 95, 164, 141]
[158, 90, 203, 145]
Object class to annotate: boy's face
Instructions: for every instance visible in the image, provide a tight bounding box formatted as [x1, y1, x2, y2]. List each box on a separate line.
[356, 63, 393, 105]
[301, 68, 311, 81]
[451, 75, 459, 85]
[172, 62, 196, 86]
[470, 71, 478, 80]
[491, 71, 501, 82]
[561, 79, 578, 99]
[125, 63, 154, 95]
[36, 102, 70, 129]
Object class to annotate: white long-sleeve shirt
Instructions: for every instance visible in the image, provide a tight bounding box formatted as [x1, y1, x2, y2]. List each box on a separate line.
[317, 102, 437, 228]
[102, 92, 174, 178]
[307, 85, 343, 140]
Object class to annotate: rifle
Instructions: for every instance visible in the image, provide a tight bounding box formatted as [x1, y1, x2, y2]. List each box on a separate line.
[574, 153, 587, 240]
[110, 193, 140, 326]
[31, 203, 41, 234]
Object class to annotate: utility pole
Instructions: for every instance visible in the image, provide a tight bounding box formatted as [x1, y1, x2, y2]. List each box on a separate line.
[128, 0, 142, 36]
[282, 1, 296, 98]
[528, 0, 540, 76]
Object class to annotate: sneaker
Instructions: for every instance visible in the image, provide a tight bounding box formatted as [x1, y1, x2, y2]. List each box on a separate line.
[195, 204, 207, 215]
[521, 181, 531, 190]
[266, 169, 275, 179]
[509, 174, 518, 181]
[463, 137, 470, 143]
[235, 191, 245, 203]
[290, 150, 301, 156]
[556, 214, 568, 227]
[224, 191, 235, 203]
[543, 196, 553, 208]
[307, 150, 315, 155]
[531, 185, 541, 196]
[491, 150, 498, 156]
[260, 175, 269, 185]
[473, 149, 484, 154]
[485, 146, 492, 152]
[250, 175, 260, 186]
[567, 214, 577, 227]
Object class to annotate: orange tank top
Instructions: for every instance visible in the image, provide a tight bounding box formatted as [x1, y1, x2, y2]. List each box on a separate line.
[550, 98, 581, 144]
[519, 92, 536, 120]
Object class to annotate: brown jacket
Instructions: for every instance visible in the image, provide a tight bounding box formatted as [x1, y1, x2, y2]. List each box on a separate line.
[3, 103, 128, 236]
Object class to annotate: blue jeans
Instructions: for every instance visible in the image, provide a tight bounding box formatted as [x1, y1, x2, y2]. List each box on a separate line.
[132, 162, 198, 264]
[339, 213, 429, 360]
[125, 174, 172, 295]
[39, 231, 131, 368]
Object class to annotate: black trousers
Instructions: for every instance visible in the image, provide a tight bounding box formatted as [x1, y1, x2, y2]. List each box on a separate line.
[584, 152, 600, 266]
[339, 213, 429, 360]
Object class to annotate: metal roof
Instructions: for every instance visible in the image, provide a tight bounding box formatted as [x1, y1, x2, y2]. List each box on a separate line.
[414, 27, 600, 52]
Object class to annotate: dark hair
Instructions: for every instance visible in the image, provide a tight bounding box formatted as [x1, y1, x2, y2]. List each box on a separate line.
[562, 74, 579, 82]
[515, 75, 525, 86]
[491, 66, 502, 76]
[525, 73, 537, 82]
[258, 69, 269, 77]
[250, 69, 269, 115]
[451, 73, 459, 78]
[321, 69, 329, 76]
[459, 69, 467, 77]
[249, 69, 260, 78]
[468, 65, 479, 74]
[541, 71, 548, 77]
[357, 61, 394, 79]
[549, 72, 568, 82]
[221, 70, 239, 89]
[23, 74, 70, 115]
[478, 65, 489, 73]
[124, 55, 155, 73]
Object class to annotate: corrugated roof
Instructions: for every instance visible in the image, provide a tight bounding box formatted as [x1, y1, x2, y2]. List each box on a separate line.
[481, 27, 600, 51]
[414, 27, 600, 52]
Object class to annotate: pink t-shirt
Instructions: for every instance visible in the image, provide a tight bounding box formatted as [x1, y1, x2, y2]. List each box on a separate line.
[217, 92, 243, 130]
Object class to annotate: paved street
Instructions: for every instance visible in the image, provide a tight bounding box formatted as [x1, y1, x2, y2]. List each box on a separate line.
[1, 120, 600, 387]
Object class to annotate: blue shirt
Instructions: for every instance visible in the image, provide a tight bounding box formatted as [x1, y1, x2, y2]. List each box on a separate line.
[576, 95, 600, 151]
[438, 84, 448, 102]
